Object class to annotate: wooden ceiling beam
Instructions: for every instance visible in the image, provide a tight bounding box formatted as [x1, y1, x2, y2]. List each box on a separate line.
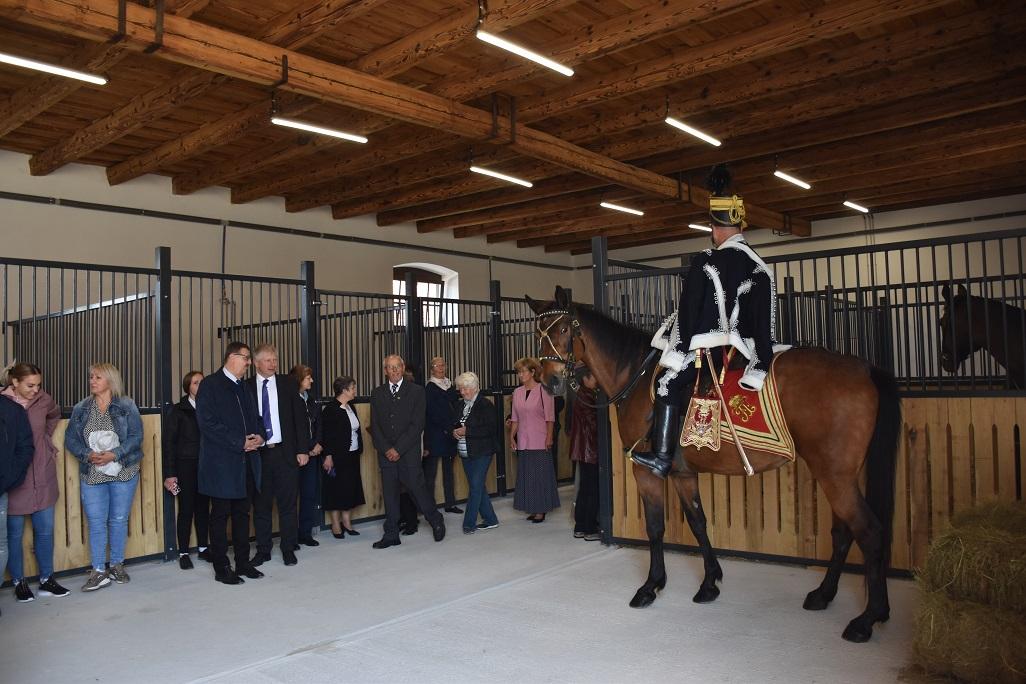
[29, 0, 386, 179]
[2, 3, 801, 224]
[247, 0, 996, 211]
[377, 173, 603, 225]
[486, 204, 721, 245]
[434, 0, 760, 101]
[180, 0, 565, 198]
[225, 0, 757, 203]
[0, 0, 206, 139]
[421, 188, 621, 233]
[515, 0, 956, 122]
[374, 52, 1023, 229]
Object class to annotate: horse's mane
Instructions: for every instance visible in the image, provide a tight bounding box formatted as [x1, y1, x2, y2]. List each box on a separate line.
[571, 303, 652, 374]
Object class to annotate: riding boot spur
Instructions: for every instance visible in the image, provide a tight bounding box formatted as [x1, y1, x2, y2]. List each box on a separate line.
[632, 399, 680, 478]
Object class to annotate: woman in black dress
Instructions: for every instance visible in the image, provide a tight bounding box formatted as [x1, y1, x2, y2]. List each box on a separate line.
[163, 370, 209, 569]
[321, 376, 365, 538]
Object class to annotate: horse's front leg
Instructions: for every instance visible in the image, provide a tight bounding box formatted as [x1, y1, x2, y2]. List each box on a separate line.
[630, 464, 667, 608]
[673, 474, 723, 603]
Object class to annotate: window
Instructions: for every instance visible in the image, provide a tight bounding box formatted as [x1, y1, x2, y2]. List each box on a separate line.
[392, 264, 459, 328]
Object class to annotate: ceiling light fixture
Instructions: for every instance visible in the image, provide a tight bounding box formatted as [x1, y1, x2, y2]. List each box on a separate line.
[688, 223, 713, 232]
[0, 50, 106, 85]
[843, 200, 870, 213]
[665, 117, 721, 147]
[271, 117, 368, 143]
[600, 202, 644, 216]
[773, 170, 812, 190]
[475, 30, 574, 77]
[469, 165, 533, 188]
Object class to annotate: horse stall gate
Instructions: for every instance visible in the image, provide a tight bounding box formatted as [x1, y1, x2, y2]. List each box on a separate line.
[592, 228, 1026, 572]
[0, 248, 571, 580]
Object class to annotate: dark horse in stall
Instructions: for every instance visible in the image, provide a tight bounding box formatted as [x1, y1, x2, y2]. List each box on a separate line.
[939, 284, 1026, 389]
[527, 287, 901, 643]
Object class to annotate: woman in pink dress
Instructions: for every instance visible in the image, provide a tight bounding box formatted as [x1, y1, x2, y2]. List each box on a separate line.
[509, 357, 560, 522]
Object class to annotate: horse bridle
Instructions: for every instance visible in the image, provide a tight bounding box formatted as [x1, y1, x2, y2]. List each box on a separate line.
[534, 308, 659, 409]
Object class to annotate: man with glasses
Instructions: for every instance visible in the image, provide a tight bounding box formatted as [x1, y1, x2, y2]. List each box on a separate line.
[196, 342, 266, 585]
[369, 355, 445, 548]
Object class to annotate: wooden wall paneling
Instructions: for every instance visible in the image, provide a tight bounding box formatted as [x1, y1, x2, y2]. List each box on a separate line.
[904, 397, 931, 569]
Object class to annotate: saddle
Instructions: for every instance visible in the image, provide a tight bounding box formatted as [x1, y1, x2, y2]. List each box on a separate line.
[680, 350, 796, 462]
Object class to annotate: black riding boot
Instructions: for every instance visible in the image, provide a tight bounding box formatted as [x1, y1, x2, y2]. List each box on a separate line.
[631, 399, 680, 478]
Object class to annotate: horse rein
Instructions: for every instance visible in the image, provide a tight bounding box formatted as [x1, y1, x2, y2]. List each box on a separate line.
[534, 309, 658, 409]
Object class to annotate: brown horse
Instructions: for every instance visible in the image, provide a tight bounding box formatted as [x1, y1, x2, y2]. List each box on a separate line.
[940, 283, 1026, 389]
[527, 287, 901, 643]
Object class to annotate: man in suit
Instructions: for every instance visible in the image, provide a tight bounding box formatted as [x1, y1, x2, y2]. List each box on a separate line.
[196, 341, 266, 585]
[246, 343, 308, 567]
[369, 354, 445, 548]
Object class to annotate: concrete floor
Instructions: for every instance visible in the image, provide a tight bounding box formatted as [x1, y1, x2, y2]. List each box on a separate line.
[0, 487, 917, 683]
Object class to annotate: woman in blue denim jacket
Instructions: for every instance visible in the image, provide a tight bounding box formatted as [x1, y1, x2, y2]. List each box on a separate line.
[63, 363, 143, 592]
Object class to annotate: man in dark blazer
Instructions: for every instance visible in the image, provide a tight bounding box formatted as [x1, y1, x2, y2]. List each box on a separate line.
[369, 354, 445, 548]
[196, 341, 266, 585]
[246, 343, 308, 567]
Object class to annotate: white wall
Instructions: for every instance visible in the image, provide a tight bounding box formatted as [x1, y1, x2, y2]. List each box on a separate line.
[0, 150, 578, 301]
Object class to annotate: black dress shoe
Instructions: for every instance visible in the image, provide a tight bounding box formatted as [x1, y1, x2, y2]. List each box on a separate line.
[445, 506, 464, 514]
[432, 523, 446, 542]
[372, 537, 401, 549]
[215, 569, 244, 585]
[282, 550, 298, 566]
[401, 524, 418, 536]
[197, 549, 212, 563]
[531, 514, 547, 524]
[178, 554, 194, 570]
[236, 565, 264, 579]
[344, 528, 359, 536]
[332, 529, 345, 539]
[298, 537, 320, 547]
[249, 552, 271, 567]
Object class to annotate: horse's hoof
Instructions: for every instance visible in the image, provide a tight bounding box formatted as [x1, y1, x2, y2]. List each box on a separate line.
[842, 618, 873, 643]
[692, 584, 720, 604]
[803, 588, 834, 611]
[630, 588, 657, 608]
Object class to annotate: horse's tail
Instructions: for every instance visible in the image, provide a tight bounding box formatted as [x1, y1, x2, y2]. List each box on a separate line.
[865, 365, 901, 570]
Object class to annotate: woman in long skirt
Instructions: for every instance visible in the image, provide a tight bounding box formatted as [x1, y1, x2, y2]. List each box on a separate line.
[510, 357, 560, 522]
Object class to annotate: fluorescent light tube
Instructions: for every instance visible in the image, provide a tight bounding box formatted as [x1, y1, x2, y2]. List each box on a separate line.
[665, 117, 721, 146]
[773, 170, 811, 190]
[271, 117, 368, 143]
[688, 223, 713, 232]
[476, 30, 574, 77]
[470, 165, 533, 188]
[600, 202, 644, 216]
[0, 51, 106, 85]
[843, 200, 869, 213]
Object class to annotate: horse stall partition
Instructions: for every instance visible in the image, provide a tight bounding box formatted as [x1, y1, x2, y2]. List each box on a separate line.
[593, 227, 1026, 572]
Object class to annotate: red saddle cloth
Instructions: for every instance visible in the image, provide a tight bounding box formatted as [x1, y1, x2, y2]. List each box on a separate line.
[717, 354, 796, 461]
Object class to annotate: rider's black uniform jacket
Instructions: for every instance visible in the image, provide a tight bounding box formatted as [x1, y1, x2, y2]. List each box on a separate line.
[653, 234, 779, 395]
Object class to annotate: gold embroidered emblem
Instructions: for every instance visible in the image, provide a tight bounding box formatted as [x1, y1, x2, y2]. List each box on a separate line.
[681, 397, 722, 451]
[728, 394, 757, 422]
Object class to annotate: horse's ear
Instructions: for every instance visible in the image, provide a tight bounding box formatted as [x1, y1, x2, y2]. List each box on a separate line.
[941, 284, 951, 301]
[554, 286, 570, 308]
[525, 295, 544, 314]
[956, 284, 968, 298]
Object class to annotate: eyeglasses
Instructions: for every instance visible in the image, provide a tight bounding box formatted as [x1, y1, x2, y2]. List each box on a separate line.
[232, 352, 251, 360]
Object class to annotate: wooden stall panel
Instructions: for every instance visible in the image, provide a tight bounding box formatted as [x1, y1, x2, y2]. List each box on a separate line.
[11, 415, 164, 580]
[612, 397, 1020, 573]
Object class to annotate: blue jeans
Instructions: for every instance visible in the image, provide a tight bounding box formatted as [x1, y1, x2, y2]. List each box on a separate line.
[80, 475, 139, 569]
[6, 505, 55, 580]
[461, 454, 498, 532]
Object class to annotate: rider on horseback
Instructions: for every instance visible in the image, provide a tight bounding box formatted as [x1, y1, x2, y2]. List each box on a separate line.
[632, 165, 780, 478]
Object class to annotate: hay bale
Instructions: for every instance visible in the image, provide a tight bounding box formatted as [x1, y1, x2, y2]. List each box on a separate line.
[913, 589, 1026, 684]
[917, 501, 1026, 612]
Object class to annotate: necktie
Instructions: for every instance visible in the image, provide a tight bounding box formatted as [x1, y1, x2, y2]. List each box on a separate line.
[261, 378, 274, 440]
[390, 383, 398, 397]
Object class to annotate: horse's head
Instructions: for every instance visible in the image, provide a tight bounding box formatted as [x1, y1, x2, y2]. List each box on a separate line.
[525, 286, 580, 396]
[939, 283, 982, 372]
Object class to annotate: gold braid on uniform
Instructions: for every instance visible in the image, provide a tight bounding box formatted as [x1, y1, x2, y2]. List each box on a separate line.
[709, 195, 747, 229]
